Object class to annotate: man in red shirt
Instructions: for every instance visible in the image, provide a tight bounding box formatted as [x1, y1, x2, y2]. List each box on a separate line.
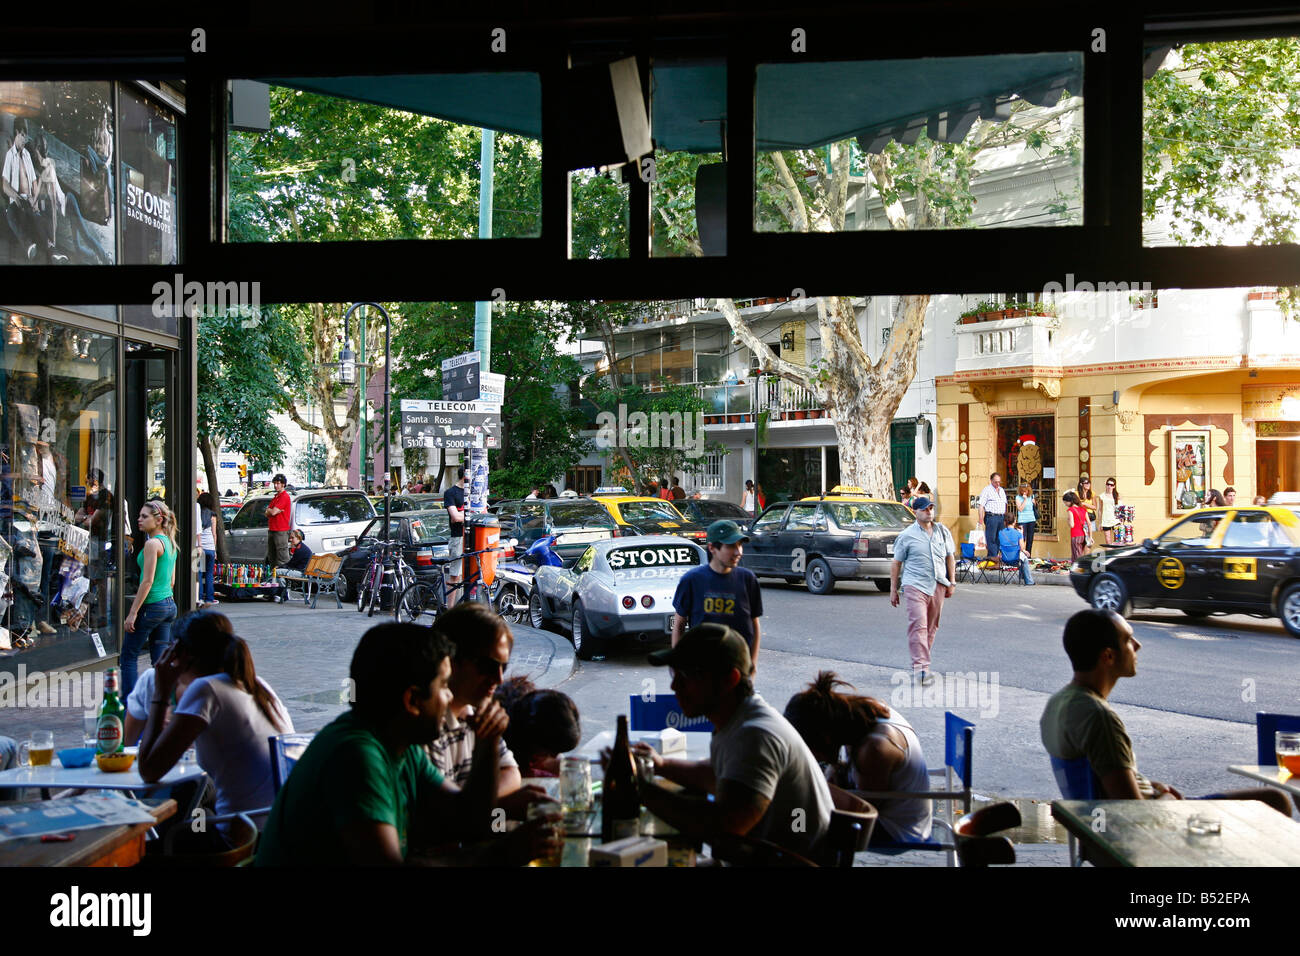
[266, 473, 292, 568]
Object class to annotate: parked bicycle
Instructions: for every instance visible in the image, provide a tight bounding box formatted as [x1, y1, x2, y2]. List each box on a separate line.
[395, 544, 501, 625]
[357, 539, 419, 618]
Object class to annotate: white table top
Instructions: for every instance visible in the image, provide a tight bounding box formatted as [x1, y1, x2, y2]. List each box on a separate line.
[0, 754, 206, 792]
[1227, 764, 1300, 797]
[576, 729, 711, 765]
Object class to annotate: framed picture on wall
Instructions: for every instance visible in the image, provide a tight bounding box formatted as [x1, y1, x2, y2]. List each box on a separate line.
[1169, 428, 1211, 514]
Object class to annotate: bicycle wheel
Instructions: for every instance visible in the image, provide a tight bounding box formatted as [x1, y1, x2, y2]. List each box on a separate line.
[356, 567, 373, 613]
[396, 581, 441, 625]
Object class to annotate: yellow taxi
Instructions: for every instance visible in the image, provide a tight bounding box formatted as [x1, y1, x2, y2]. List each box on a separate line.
[1070, 504, 1300, 636]
[588, 487, 709, 542]
[743, 486, 917, 594]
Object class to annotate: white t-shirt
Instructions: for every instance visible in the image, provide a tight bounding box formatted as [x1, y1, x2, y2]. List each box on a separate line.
[710, 693, 833, 859]
[174, 673, 294, 818]
[126, 668, 156, 722]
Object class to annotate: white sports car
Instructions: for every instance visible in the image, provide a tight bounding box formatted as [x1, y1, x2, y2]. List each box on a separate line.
[528, 535, 708, 660]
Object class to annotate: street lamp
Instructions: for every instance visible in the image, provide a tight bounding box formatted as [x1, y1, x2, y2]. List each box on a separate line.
[339, 302, 393, 541]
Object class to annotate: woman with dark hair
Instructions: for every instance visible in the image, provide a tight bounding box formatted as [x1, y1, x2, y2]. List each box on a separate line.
[494, 676, 582, 777]
[1100, 477, 1122, 545]
[138, 610, 294, 837]
[1205, 488, 1226, 507]
[784, 671, 931, 843]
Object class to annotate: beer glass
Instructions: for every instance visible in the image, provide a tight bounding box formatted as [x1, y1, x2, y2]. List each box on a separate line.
[83, 711, 100, 748]
[559, 756, 592, 812]
[526, 799, 564, 867]
[1276, 731, 1300, 776]
[20, 731, 55, 767]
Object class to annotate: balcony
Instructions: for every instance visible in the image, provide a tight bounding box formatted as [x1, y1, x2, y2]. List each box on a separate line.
[697, 377, 828, 424]
[952, 313, 1063, 400]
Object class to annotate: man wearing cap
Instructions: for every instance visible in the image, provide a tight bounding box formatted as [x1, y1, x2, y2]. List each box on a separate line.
[889, 496, 955, 687]
[265, 474, 292, 569]
[671, 519, 763, 668]
[637, 623, 833, 860]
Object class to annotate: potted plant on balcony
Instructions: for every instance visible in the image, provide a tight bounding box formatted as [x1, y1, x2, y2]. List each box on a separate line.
[974, 299, 1003, 322]
[958, 305, 981, 325]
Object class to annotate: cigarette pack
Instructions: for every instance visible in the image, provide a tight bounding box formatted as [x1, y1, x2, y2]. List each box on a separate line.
[634, 728, 687, 754]
[589, 835, 668, 867]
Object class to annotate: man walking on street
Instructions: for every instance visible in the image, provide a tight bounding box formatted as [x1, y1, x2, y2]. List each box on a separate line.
[889, 497, 955, 687]
[443, 466, 468, 607]
[977, 472, 1008, 558]
[671, 520, 763, 670]
[265, 473, 291, 569]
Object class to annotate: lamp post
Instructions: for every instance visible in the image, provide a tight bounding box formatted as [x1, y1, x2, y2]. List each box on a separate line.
[339, 302, 393, 541]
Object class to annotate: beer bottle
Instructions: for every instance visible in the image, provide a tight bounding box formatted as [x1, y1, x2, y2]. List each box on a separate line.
[96, 667, 126, 754]
[601, 715, 641, 842]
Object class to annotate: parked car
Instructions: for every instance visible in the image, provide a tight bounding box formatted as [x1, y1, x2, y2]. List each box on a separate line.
[220, 500, 243, 529]
[676, 497, 753, 526]
[225, 488, 377, 562]
[588, 489, 708, 542]
[529, 535, 707, 660]
[492, 498, 619, 566]
[371, 493, 444, 515]
[1070, 505, 1300, 637]
[336, 509, 451, 603]
[742, 486, 915, 594]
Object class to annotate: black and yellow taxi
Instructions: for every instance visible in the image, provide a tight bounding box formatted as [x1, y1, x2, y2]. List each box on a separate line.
[742, 486, 916, 595]
[588, 487, 709, 543]
[1070, 505, 1300, 637]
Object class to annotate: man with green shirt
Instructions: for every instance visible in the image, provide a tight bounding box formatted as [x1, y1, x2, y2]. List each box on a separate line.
[256, 621, 552, 865]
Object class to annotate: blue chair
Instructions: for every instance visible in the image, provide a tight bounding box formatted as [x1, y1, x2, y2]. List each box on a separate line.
[955, 542, 980, 584]
[857, 712, 975, 866]
[1049, 754, 1100, 866]
[269, 732, 316, 793]
[629, 693, 713, 733]
[1256, 712, 1300, 765]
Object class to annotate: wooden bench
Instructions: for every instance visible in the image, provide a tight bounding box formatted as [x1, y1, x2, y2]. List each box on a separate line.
[276, 553, 344, 609]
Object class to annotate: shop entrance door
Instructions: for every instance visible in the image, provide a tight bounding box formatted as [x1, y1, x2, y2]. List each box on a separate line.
[124, 344, 177, 600]
[890, 420, 915, 501]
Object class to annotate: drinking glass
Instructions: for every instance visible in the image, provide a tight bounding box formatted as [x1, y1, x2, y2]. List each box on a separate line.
[635, 751, 656, 784]
[559, 756, 592, 812]
[83, 711, 100, 748]
[1276, 731, 1300, 776]
[526, 799, 564, 867]
[20, 730, 55, 767]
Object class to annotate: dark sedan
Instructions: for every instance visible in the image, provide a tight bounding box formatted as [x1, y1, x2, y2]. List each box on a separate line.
[492, 498, 619, 566]
[336, 509, 451, 603]
[1070, 505, 1300, 637]
[677, 497, 753, 526]
[371, 493, 445, 515]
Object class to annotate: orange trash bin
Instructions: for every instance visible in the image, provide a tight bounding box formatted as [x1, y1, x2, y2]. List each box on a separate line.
[467, 514, 500, 587]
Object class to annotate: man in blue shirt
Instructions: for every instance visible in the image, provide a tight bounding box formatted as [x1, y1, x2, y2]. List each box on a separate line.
[671, 520, 763, 670]
[889, 497, 955, 687]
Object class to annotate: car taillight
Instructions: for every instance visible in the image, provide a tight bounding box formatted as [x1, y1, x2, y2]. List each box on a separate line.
[853, 534, 870, 556]
[641, 595, 654, 608]
[415, 549, 433, 566]
[622, 596, 636, 609]
[689, 531, 706, 540]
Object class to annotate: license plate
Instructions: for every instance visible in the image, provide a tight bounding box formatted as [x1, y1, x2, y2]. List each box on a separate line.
[665, 614, 675, 631]
[557, 530, 606, 544]
[886, 543, 894, 555]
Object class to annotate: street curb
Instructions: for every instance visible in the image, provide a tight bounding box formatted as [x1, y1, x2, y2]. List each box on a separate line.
[507, 623, 576, 689]
[963, 572, 1073, 588]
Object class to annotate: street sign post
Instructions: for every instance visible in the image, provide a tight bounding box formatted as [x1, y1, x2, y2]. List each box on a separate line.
[400, 399, 500, 450]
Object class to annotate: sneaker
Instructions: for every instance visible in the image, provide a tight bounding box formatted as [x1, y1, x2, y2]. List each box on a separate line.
[918, 671, 935, 687]
[26, 243, 37, 261]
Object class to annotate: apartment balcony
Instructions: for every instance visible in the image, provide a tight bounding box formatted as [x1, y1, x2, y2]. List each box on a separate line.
[952, 313, 1063, 400]
[697, 377, 829, 426]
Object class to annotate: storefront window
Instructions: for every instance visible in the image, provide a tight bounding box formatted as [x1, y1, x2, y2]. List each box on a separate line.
[998, 415, 1055, 536]
[0, 311, 118, 664]
[119, 85, 179, 266]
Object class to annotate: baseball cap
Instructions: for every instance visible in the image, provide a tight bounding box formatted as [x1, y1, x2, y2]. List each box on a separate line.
[911, 496, 933, 511]
[706, 519, 749, 545]
[647, 623, 752, 676]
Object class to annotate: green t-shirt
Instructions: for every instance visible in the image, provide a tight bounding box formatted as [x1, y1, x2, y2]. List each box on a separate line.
[136, 534, 175, 604]
[1039, 682, 1153, 796]
[255, 711, 445, 866]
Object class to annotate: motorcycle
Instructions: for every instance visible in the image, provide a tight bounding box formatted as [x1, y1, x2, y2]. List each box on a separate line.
[494, 534, 562, 626]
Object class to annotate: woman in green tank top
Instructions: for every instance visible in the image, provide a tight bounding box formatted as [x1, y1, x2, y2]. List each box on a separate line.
[121, 500, 179, 700]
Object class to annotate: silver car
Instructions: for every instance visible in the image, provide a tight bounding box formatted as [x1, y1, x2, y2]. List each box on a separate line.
[528, 535, 707, 661]
[225, 489, 377, 562]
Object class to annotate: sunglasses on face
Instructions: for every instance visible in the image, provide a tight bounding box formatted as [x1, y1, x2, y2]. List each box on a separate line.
[473, 656, 507, 678]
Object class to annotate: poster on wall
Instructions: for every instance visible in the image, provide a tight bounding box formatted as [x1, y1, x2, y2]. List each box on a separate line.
[0, 81, 116, 266]
[1169, 428, 1211, 514]
[118, 85, 178, 266]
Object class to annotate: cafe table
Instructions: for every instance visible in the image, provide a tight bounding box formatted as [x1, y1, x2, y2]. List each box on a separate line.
[1051, 799, 1300, 867]
[0, 752, 206, 800]
[1226, 764, 1300, 799]
[0, 798, 176, 867]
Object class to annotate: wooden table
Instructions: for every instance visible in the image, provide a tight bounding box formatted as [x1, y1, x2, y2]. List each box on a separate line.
[0, 799, 176, 867]
[1051, 799, 1300, 867]
[1227, 764, 1300, 798]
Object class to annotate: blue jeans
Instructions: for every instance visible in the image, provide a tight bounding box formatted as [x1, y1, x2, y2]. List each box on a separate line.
[1018, 556, 1035, 585]
[202, 550, 216, 603]
[121, 597, 177, 700]
[983, 513, 1004, 557]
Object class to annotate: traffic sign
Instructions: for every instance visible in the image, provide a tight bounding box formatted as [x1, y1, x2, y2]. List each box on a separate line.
[442, 351, 481, 402]
[400, 399, 500, 449]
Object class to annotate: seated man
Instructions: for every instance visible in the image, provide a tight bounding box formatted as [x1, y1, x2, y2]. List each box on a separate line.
[255, 621, 551, 865]
[997, 523, 1035, 585]
[636, 624, 834, 861]
[1040, 609, 1291, 813]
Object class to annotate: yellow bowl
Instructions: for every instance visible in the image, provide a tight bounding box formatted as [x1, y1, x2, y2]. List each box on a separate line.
[95, 751, 136, 773]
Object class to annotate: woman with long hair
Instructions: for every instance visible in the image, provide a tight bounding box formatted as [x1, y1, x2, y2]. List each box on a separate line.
[783, 671, 932, 843]
[122, 500, 179, 699]
[1100, 477, 1122, 545]
[138, 610, 293, 838]
[1076, 477, 1098, 546]
[1205, 488, 1226, 507]
[197, 492, 218, 607]
[1015, 481, 1037, 554]
[494, 676, 582, 778]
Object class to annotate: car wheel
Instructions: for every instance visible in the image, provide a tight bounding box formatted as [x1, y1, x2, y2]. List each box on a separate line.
[571, 599, 601, 661]
[873, 578, 891, 593]
[1089, 573, 1131, 618]
[1280, 583, 1300, 638]
[529, 587, 549, 630]
[336, 574, 352, 603]
[806, 557, 835, 595]
[496, 583, 529, 626]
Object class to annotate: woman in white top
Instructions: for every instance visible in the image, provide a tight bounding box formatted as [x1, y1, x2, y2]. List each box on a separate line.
[1100, 477, 1122, 545]
[784, 671, 932, 843]
[741, 479, 756, 515]
[138, 610, 293, 843]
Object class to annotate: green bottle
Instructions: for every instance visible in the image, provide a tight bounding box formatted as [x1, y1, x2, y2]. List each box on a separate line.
[96, 667, 126, 754]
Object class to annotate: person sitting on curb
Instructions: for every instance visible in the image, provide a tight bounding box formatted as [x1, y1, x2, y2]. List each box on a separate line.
[631, 623, 834, 861]
[1040, 608, 1291, 813]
